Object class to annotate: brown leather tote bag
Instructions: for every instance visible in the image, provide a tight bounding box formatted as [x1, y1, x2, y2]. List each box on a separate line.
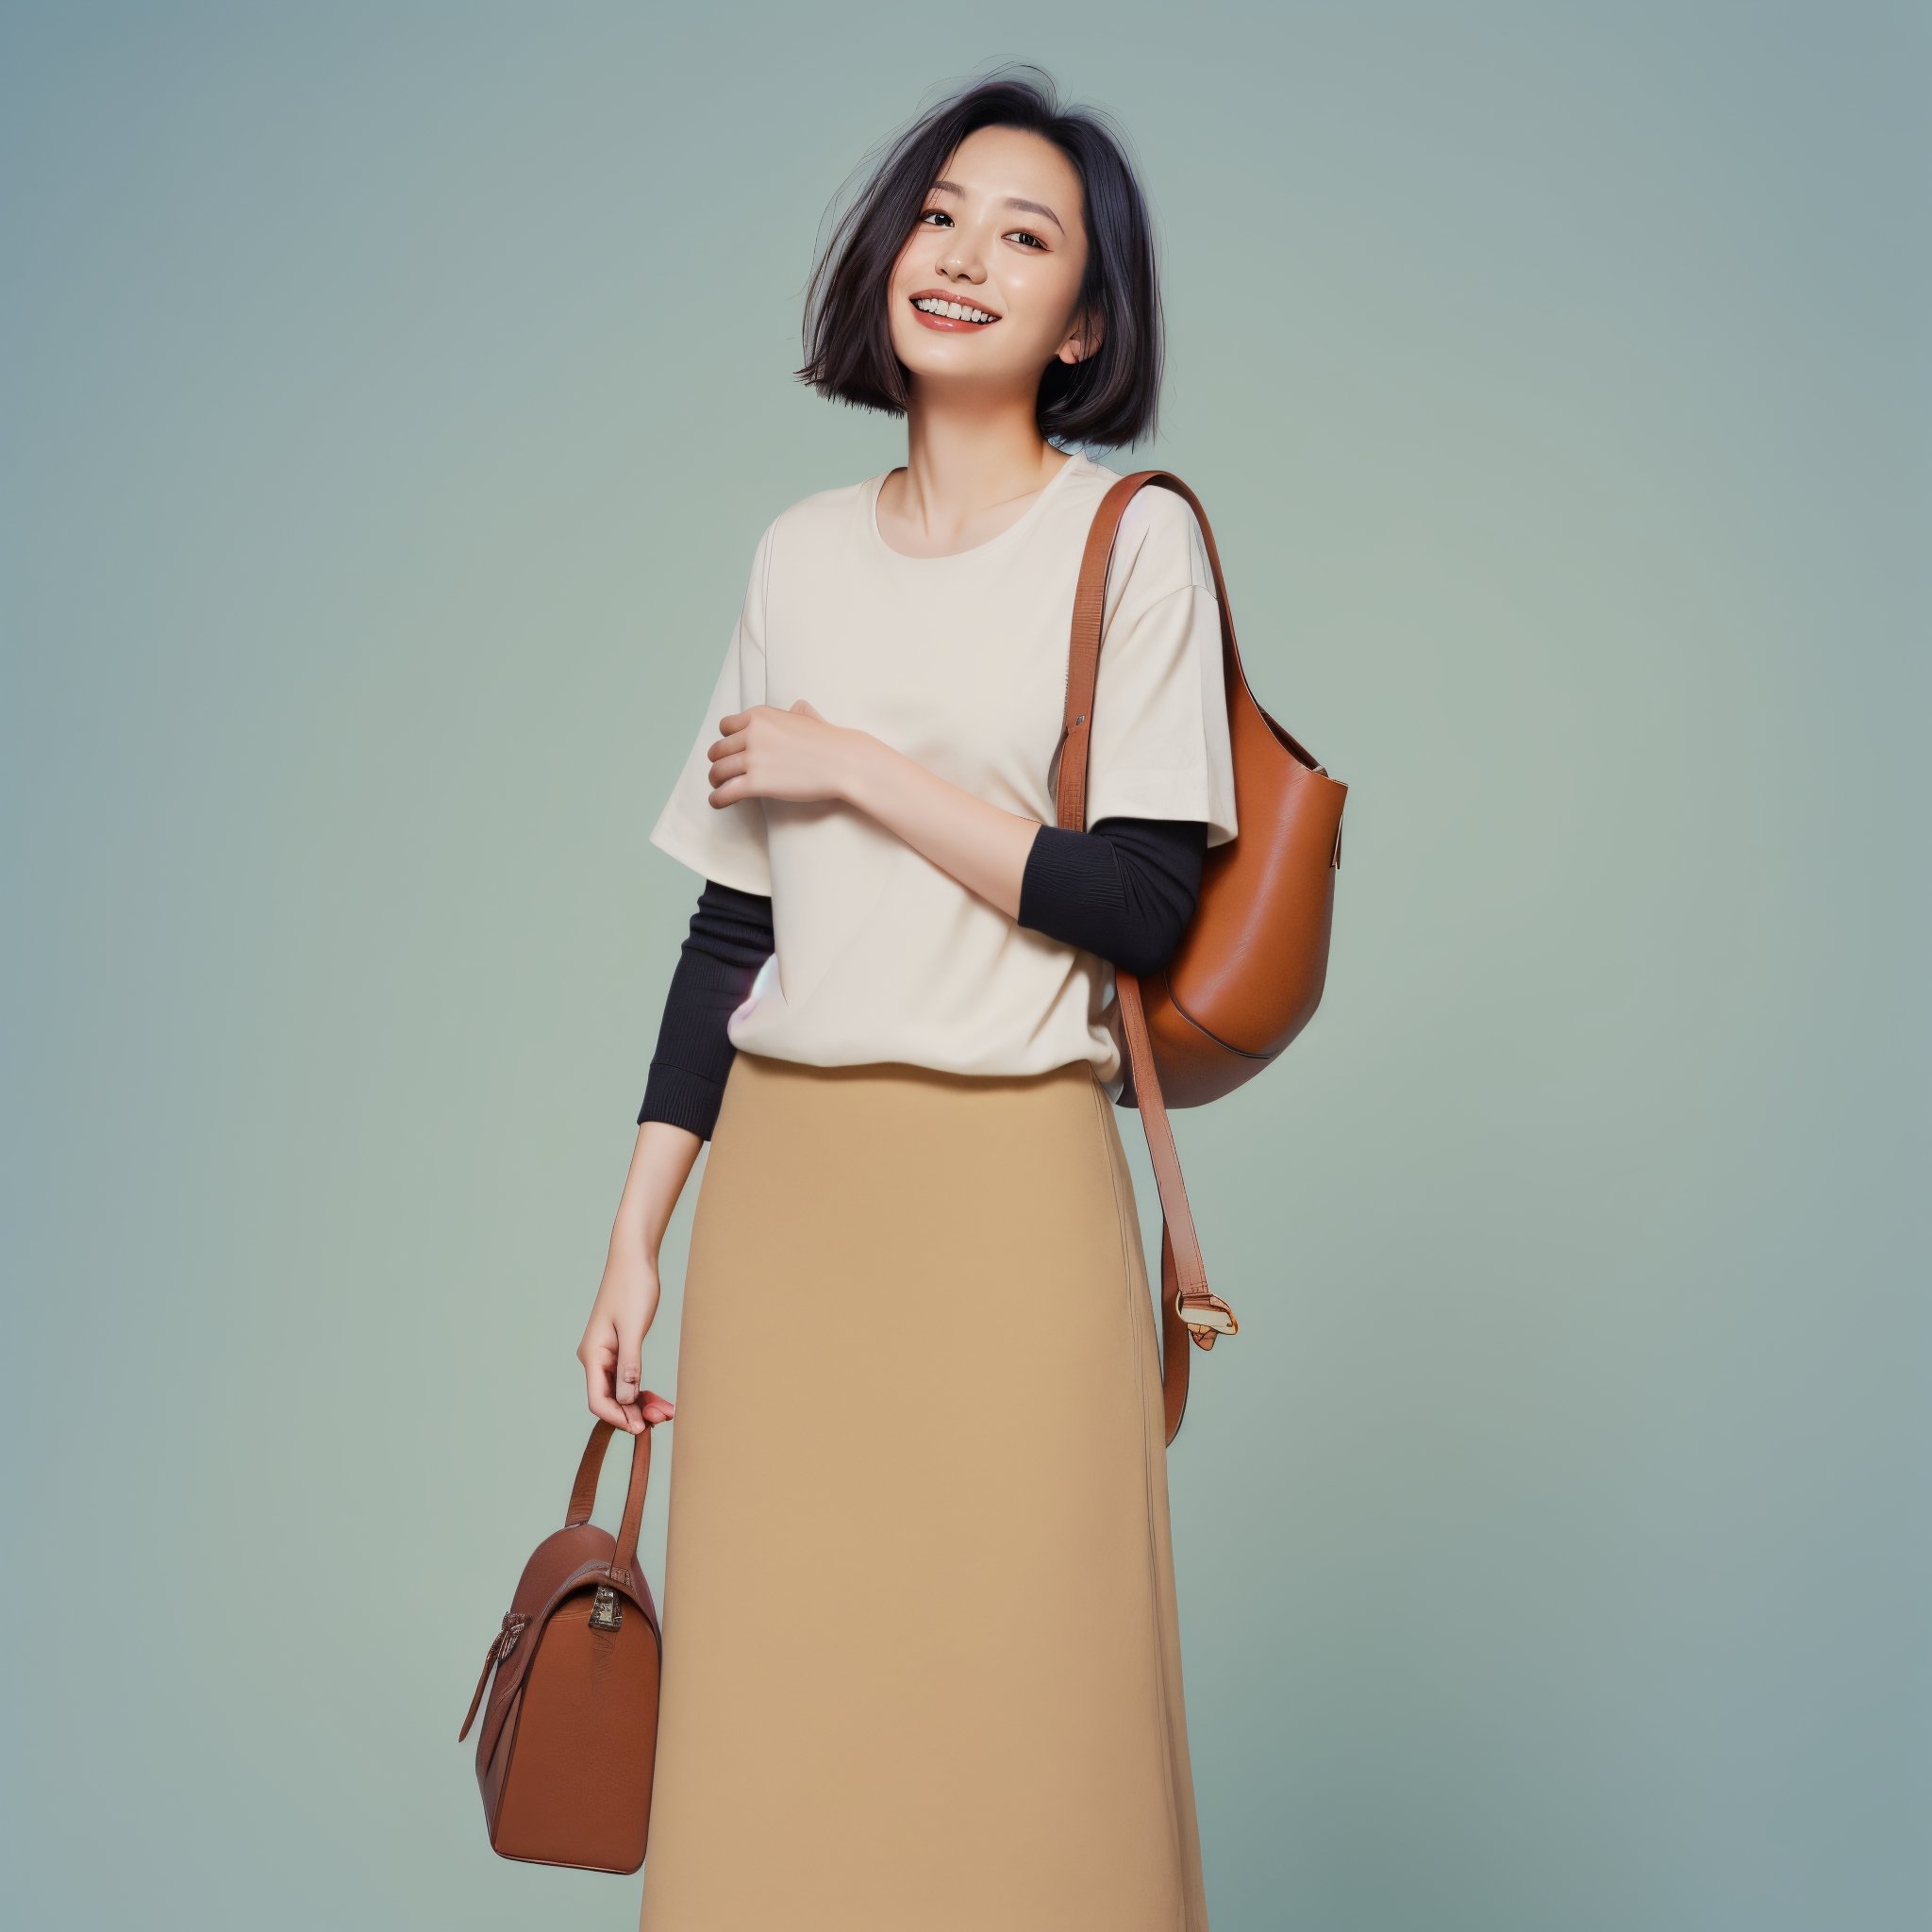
[1058, 471, 1349, 1444]
[457, 1419, 665, 1873]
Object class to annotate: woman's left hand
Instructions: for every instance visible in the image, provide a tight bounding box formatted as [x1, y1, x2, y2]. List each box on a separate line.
[706, 698, 865, 808]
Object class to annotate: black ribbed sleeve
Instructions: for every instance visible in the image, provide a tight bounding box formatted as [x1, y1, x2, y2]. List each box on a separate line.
[636, 879, 774, 1140]
[1018, 815, 1209, 976]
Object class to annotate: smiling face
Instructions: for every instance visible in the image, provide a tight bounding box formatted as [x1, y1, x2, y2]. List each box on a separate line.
[886, 124, 1098, 403]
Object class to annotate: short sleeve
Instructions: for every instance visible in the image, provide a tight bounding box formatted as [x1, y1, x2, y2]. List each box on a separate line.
[1082, 491, 1239, 848]
[647, 520, 775, 895]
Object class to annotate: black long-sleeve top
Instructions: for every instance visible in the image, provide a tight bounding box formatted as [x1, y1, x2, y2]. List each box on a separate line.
[638, 815, 1208, 1139]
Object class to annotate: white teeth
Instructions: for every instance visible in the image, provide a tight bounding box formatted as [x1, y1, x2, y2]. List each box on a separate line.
[913, 296, 996, 324]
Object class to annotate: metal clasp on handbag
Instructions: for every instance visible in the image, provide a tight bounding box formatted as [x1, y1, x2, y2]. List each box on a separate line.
[1177, 1290, 1240, 1348]
[590, 1585, 623, 1631]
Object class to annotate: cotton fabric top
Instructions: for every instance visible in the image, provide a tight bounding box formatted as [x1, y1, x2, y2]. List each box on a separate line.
[645, 450, 1239, 1098]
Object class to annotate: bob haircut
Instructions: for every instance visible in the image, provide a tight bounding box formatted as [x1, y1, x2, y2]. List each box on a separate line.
[796, 66, 1165, 451]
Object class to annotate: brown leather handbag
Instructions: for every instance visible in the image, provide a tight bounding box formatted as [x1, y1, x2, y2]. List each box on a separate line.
[1059, 471, 1349, 1444]
[457, 1419, 665, 1873]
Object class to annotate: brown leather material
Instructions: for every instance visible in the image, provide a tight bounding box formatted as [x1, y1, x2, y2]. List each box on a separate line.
[458, 1420, 665, 1874]
[1058, 471, 1349, 1444]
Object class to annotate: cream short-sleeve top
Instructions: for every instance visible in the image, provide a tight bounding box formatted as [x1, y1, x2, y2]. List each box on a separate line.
[646, 450, 1239, 1099]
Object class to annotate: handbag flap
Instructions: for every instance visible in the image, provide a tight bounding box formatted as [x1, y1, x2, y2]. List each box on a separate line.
[472, 1549, 661, 1770]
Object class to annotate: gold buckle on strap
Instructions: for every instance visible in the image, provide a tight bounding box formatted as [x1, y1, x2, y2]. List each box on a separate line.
[1176, 1291, 1239, 1348]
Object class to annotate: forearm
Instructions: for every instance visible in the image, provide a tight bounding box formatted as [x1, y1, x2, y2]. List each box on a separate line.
[609, 1120, 702, 1258]
[838, 732, 1208, 974]
[841, 730, 1040, 919]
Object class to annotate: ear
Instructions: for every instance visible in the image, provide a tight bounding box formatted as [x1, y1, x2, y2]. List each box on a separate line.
[1057, 305, 1104, 366]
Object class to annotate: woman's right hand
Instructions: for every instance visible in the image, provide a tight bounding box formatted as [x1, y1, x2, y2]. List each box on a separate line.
[578, 1242, 677, 1435]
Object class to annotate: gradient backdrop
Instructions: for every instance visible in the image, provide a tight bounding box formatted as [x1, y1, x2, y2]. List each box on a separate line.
[4, 4, 1924, 1928]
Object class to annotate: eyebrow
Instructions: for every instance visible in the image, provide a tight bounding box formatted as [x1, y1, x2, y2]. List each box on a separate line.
[927, 178, 1065, 236]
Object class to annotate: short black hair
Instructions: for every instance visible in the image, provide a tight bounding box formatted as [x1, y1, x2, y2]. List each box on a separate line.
[796, 65, 1165, 451]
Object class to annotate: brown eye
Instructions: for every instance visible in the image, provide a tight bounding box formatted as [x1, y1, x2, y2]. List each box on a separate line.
[1008, 230, 1047, 250]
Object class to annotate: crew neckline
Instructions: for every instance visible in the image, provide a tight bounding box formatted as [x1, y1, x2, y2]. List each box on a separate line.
[867, 450, 1089, 563]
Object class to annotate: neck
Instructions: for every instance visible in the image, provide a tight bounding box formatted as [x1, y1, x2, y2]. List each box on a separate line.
[893, 391, 1071, 537]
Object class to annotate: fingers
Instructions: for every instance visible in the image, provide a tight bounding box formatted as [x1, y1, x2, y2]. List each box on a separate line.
[582, 1318, 675, 1434]
[580, 1330, 630, 1430]
[706, 702, 834, 808]
[711, 702, 823, 751]
[617, 1344, 643, 1394]
[615, 1347, 646, 1435]
[706, 725, 751, 806]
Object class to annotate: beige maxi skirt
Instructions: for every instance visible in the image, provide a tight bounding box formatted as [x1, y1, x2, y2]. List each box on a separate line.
[636, 1048, 1211, 1931]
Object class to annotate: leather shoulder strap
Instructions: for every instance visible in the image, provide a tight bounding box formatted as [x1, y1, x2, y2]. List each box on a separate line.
[1056, 470, 1242, 1444]
[1056, 469, 1250, 832]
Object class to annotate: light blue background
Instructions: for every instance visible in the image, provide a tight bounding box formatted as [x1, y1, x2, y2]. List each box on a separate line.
[4, 4, 1924, 1927]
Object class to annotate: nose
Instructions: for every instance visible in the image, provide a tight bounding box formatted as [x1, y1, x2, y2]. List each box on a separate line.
[938, 233, 986, 282]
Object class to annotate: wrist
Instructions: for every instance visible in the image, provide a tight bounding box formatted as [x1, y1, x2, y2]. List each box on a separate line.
[838, 727, 891, 818]
[611, 1197, 667, 1264]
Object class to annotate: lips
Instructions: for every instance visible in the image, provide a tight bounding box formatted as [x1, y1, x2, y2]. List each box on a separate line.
[908, 288, 1001, 330]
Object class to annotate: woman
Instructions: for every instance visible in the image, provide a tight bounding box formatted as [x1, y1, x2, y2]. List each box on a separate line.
[580, 66, 1238, 1931]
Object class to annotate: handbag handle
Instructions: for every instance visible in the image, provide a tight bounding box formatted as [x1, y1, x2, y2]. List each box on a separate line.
[565, 1418, 658, 1585]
